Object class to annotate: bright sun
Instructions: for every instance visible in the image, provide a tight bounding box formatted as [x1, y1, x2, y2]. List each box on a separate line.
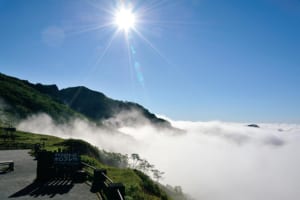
[114, 8, 136, 32]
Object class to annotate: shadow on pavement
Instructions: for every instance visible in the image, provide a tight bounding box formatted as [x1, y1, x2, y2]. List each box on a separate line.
[9, 178, 74, 198]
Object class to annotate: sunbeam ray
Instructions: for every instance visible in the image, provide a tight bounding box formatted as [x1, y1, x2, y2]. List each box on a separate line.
[66, 23, 114, 36]
[89, 30, 120, 73]
[133, 29, 174, 67]
[140, 19, 210, 26]
[66, 29, 120, 107]
[138, 0, 170, 16]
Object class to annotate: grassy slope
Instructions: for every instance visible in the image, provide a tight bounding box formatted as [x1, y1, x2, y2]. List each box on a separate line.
[0, 73, 81, 123]
[0, 130, 64, 150]
[0, 129, 171, 200]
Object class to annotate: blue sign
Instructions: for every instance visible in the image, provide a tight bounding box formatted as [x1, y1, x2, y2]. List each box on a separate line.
[53, 153, 80, 165]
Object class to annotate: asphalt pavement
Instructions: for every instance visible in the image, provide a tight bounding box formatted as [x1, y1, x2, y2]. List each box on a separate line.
[0, 150, 97, 200]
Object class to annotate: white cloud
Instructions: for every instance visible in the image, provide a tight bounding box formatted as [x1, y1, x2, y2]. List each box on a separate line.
[17, 113, 300, 200]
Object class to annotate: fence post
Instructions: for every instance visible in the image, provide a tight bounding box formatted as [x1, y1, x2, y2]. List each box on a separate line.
[91, 169, 107, 192]
[36, 151, 54, 181]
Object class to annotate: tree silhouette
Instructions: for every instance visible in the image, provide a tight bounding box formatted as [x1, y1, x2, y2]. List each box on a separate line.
[151, 169, 165, 182]
[130, 153, 141, 168]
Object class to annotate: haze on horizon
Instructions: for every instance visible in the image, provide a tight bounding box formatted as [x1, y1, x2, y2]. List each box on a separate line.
[0, 0, 300, 123]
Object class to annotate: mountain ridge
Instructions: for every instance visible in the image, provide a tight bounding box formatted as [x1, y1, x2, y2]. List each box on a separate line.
[0, 72, 172, 129]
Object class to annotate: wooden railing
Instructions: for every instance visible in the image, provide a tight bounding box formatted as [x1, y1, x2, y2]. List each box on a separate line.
[81, 162, 125, 200]
[1, 145, 126, 199]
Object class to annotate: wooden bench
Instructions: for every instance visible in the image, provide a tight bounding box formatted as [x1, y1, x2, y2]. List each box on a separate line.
[0, 160, 14, 171]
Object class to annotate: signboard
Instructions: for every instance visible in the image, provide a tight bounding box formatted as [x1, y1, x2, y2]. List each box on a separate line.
[53, 153, 80, 166]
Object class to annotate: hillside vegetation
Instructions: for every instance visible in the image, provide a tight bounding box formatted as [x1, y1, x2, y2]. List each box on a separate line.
[0, 72, 171, 129]
[0, 73, 80, 123]
[0, 129, 189, 200]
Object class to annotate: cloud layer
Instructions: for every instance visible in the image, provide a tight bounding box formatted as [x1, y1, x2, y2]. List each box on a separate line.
[17, 113, 300, 200]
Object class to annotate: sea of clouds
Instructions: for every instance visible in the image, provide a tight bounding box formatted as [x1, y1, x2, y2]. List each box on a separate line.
[17, 113, 300, 200]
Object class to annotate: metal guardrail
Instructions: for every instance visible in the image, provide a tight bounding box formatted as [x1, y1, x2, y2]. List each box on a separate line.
[81, 162, 125, 200]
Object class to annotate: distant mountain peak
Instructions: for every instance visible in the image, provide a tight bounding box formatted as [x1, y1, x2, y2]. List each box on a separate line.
[0, 72, 173, 130]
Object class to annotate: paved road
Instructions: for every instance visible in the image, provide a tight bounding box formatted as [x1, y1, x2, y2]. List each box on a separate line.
[0, 150, 97, 200]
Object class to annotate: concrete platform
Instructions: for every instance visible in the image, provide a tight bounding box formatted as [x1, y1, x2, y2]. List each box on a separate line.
[0, 150, 97, 200]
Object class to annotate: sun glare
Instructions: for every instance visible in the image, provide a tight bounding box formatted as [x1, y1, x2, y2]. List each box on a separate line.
[114, 8, 136, 32]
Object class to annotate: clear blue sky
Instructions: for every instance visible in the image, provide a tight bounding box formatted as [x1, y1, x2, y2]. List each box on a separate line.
[0, 0, 299, 122]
